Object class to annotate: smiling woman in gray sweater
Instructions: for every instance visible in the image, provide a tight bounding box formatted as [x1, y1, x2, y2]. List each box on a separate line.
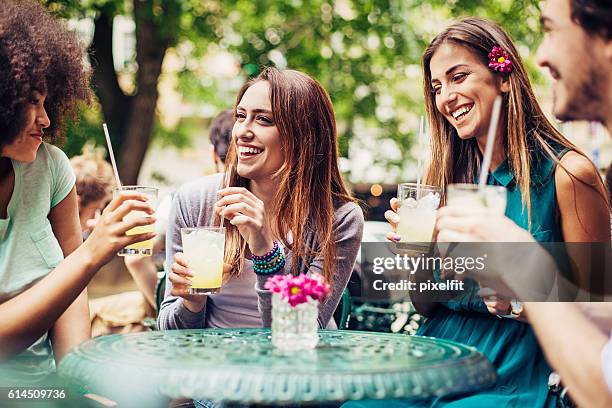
[157, 67, 364, 331]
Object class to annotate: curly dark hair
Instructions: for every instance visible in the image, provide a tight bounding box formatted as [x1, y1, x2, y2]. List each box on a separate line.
[0, 0, 91, 149]
[571, 0, 612, 39]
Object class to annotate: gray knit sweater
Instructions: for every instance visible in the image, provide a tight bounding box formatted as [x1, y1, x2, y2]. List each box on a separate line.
[157, 173, 364, 330]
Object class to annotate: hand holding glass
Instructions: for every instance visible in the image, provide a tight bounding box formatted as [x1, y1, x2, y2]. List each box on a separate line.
[113, 186, 158, 256]
[443, 183, 507, 284]
[396, 183, 442, 243]
[446, 184, 507, 214]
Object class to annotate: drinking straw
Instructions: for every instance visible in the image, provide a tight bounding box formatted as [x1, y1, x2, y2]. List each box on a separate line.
[213, 171, 231, 227]
[478, 96, 502, 188]
[220, 172, 228, 227]
[416, 115, 425, 199]
[102, 123, 122, 189]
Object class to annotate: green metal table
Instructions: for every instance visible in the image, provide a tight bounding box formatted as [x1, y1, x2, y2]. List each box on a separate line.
[58, 328, 496, 406]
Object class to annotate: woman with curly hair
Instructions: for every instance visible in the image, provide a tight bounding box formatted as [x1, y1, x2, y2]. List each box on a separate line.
[0, 0, 155, 382]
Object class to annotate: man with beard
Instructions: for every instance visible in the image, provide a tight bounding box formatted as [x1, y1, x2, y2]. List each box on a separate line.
[435, 0, 612, 406]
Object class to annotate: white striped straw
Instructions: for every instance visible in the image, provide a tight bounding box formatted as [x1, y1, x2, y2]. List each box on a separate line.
[478, 96, 502, 188]
[102, 123, 122, 189]
[416, 115, 425, 199]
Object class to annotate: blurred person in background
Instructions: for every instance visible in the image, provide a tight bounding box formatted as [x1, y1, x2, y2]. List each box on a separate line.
[209, 109, 234, 173]
[122, 196, 170, 312]
[71, 151, 160, 336]
[70, 151, 115, 239]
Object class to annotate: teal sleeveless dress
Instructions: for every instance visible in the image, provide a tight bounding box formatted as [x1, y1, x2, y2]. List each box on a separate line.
[343, 147, 568, 408]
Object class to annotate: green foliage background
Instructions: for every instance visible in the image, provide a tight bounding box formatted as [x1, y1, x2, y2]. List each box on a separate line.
[46, 0, 543, 174]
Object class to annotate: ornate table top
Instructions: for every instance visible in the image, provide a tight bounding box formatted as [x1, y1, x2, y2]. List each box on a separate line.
[58, 328, 496, 405]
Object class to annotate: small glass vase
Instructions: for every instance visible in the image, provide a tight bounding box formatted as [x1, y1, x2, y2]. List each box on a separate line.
[271, 293, 319, 351]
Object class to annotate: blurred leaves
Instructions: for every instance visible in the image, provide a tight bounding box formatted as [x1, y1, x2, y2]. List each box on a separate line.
[61, 101, 104, 157]
[45, 0, 544, 180]
[152, 117, 200, 150]
[207, 0, 543, 171]
[168, 0, 544, 170]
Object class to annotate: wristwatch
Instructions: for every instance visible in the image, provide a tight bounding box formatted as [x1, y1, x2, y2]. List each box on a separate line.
[501, 299, 523, 319]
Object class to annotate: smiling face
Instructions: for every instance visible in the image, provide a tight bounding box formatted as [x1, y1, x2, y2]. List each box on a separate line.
[233, 81, 284, 182]
[1, 91, 50, 163]
[536, 0, 609, 123]
[429, 42, 507, 142]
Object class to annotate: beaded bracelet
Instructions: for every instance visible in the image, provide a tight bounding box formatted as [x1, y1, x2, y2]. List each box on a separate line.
[253, 249, 281, 267]
[252, 241, 280, 264]
[253, 242, 286, 275]
[253, 249, 284, 270]
[254, 254, 284, 269]
[253, 256, 286, 275]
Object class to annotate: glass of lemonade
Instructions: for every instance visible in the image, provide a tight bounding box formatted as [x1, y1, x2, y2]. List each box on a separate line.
[181, 227, 225, 295]
[444, 184, 507, 284]
[114, 186, 158, 256]
[446, 183, 507, 214]
[396, 183, 442, 244]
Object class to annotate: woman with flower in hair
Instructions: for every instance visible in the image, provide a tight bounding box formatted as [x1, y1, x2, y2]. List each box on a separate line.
[158, 67, 364, 332]
[0, 0, 155, 383]
[350, 17, 609, 407]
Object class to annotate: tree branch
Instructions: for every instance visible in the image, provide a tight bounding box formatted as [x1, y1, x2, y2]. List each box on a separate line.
[117, 0, 170, 184]
[88, 9, 131, 152]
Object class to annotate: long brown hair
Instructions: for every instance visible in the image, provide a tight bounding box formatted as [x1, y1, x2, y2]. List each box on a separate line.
[423, 17, 600, 227]
[223, 67, 355, 283]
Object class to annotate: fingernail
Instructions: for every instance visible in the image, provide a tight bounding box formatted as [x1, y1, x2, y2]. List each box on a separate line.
[393, 234, 401, 242]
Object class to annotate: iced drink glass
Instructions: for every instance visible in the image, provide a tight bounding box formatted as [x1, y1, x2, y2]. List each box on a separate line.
[396, 183, 442, 244]
[181, 227, 225, 295]
[444, 184, 507, 283]
[446, 183, 507, 214]
[114, 186, 158, 256]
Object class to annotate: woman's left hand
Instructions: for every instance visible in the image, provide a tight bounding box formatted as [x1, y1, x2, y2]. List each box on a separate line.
[215, 187, 275, 256]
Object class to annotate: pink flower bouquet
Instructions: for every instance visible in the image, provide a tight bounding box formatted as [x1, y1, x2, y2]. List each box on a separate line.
[265, 273, 331, 307]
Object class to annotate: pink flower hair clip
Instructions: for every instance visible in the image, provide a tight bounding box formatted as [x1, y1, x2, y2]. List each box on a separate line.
[488, 46, 513, 74]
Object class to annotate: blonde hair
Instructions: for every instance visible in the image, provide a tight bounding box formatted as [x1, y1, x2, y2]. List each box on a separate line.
[70, 151, 115, 207]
